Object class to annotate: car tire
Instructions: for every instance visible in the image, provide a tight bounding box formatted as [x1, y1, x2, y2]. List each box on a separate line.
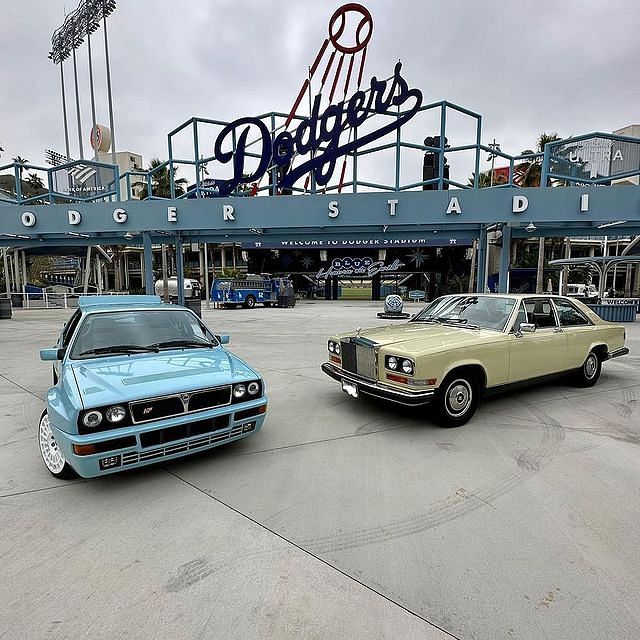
[434, 372, 479, 427]
[574, 351, 602, 387]
[38, 410, 77, 479]
[244, 295, 256, 309]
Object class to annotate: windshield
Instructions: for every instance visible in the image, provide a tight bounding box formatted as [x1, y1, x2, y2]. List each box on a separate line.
[70, 308, 218, 359]
[411, 295, 517, 331]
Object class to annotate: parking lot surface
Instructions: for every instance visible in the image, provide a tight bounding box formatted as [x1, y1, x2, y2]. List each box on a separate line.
[1, 301, 639, 640]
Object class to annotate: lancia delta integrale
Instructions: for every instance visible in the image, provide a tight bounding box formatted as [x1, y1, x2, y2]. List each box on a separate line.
[322, 294, 628, 427]
[38, 296, 267, 478]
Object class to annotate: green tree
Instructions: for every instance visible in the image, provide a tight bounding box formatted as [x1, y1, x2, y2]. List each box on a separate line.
[467, 169, 508, 188]
[12, 155, 29, 181]
[138, 158, 188, 199]
[25, 173, 44, 189]
[514, 132, 562, 187]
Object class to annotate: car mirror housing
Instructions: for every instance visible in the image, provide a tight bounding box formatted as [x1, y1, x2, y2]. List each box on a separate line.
[40, 348, 64, 361]
[520, 323, 536, 333]
[215, 335, 230, 345]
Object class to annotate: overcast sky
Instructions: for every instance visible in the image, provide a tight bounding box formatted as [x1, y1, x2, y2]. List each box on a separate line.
[1, 0, 638, 189]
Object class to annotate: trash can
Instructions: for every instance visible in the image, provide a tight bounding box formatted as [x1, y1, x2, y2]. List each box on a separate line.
[10, 293, 23, 308]
[587, 303, 636, 322]
[0, 297, 11, 319]
[277, 294, 296, 308]
[184, 297, 202, 318]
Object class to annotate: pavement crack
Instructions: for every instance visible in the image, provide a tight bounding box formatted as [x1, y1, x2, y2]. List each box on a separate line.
[0, 374, 45, 401]
[163, 467, 461, 640]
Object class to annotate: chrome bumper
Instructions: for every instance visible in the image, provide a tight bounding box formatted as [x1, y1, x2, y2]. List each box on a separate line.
[321, 362, 435, 407]
[606, 347, 630, 360]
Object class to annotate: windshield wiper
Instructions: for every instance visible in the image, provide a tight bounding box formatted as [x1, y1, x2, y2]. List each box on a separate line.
[435, 318, 481, 330]
[410, 315, 438, 323]
[148, 339, 214, 350]
[79, 344, 159, 356]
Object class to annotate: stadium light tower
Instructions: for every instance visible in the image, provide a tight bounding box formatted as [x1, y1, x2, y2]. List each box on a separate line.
[49, 0, 118, 164]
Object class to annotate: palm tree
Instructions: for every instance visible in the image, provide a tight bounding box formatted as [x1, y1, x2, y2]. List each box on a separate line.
[25, 173, 44, 189]
[514, 133, 562, 187]
[12, 156, 29, 181]
[467, 169, 508, 188]
[138, 158, 188, 199]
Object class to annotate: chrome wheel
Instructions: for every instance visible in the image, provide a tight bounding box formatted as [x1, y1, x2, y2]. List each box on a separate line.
[445, 379, 473, 417]
[39, 412, 67, 475]
[584, 353, 598, 380]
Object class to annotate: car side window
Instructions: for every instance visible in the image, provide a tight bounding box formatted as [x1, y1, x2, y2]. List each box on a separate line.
[512, 302, 528, 332]
[553, 299, 590, 327]
[524, 298, 558, 329]
[61, 310, 82, 348]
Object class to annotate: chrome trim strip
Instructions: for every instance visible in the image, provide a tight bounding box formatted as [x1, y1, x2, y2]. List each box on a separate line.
[607, 347, 630, 359]
[121, 426, 244, 465]
[322, 362, 435, 406]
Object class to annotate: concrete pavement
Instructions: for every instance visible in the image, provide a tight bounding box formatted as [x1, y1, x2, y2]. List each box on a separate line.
[1, 301, 638, 639]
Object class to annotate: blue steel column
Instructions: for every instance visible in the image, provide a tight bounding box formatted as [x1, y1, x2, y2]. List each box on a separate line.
[476, 225, 487, 293]
[498, 225, 512, 293]
[438, 102, 447, 190]
[175, 233, 185, 307]
[142, 232, 154, 294]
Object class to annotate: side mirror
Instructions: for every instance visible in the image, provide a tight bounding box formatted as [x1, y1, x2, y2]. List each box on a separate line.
[215, 334, 230, 345]
[40, 348, 64, 361]
[520, 323, 536, 333]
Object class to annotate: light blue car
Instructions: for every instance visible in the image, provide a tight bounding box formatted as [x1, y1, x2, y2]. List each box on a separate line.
[39, 295, 267, 478]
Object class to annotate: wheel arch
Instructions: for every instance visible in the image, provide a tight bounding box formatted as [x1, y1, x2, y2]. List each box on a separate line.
[589, 343, 609, 361]
[439, 362, 487, 393]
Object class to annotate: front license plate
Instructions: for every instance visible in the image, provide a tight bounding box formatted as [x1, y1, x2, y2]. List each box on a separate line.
[341, 380, 359, 398]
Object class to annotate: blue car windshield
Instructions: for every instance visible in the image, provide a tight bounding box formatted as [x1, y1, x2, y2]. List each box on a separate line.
[411, 295, 517, 331]
[69, 309, 218, 359]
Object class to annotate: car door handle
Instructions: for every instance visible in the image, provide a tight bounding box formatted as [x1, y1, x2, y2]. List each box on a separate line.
[553, 328, 564, 333]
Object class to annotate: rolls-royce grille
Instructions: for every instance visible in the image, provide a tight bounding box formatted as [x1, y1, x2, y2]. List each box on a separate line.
[341, 340, 357, 374]
[340, 340, 376, 380]
[122, 425, 244, 466]
[130, 385, 232, 424]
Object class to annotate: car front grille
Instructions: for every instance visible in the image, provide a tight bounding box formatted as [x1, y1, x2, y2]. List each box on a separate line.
[130, 386, 232, 424]
[122, 425, 244, 466]
[340, 339, 376, 380]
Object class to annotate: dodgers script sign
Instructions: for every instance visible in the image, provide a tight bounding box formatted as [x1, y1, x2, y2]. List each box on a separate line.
[203, 4, 423, 196]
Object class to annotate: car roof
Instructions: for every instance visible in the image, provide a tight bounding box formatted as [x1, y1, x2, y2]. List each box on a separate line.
[439, 293, 575, 300]
[78, 295, 165, 311]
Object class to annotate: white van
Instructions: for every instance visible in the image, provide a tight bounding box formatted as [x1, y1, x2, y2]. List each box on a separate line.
[154, 276, 201, 299]
[566, 283, 598, 300]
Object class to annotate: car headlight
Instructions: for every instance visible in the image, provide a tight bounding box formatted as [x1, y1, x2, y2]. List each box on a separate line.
[105, 405, 127, 423]
[82, 410, 103, 428]
[247, 381, 260, 395]
[335, 342, 340, 355]
[233, 384, 246, 399]
[401, 359, 414, 375]
[387, 356, 398, 370]
[328, 341, 335, 353]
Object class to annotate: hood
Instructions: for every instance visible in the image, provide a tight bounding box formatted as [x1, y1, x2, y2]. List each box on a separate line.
[341, 322, 503, 354]
[70, 347, 258, 409]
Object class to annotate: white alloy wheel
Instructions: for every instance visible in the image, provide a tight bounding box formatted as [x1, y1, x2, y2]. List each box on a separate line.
[38, 411, 76, 479]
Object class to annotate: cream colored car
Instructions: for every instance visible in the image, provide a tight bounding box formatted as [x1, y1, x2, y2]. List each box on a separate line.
[322, 294, 629, 426]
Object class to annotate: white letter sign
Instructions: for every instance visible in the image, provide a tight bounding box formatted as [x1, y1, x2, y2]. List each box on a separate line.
[68, 210, 81, 225]
[328, 201, 339, 218]
[446, 197, 461, 215]
[222, 204, 235, 221]
[580, 194, 589, 213]
[387, 199, 398, 216]
[512, 195, 529, 213]
[113, 208, 128, 223]
[167, 206, 177, 223]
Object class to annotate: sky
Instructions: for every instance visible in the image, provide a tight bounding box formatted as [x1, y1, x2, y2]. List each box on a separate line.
[0, 0, 639, 190]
